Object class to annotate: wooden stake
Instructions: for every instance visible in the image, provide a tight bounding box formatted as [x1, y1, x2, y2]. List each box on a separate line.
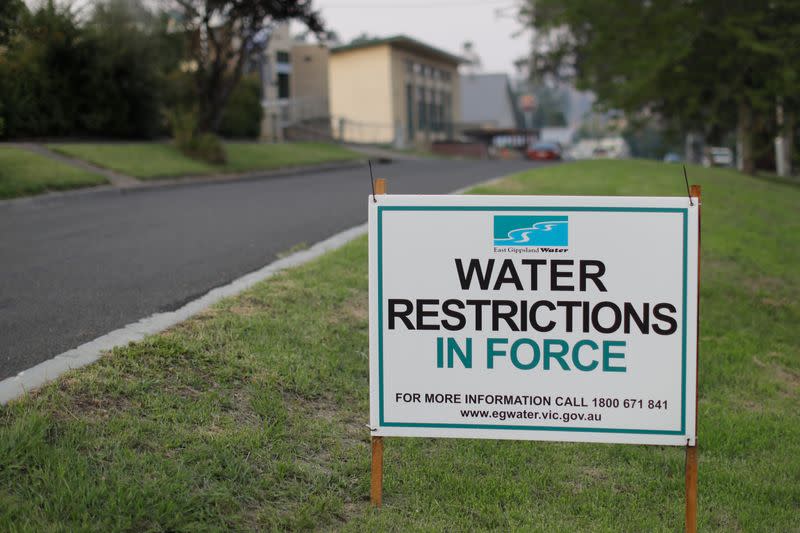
[686, 184, 701, 533]
[374, 177, 386, 196]
[371, 436, 384, 507]
[371, 177, 386, 508]
[685, 444, 698, 533]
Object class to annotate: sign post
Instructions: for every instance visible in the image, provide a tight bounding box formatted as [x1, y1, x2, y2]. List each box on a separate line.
[371, 177, 386, 508]
[367, 188, 700, 525]
[686, 184, 701, 533]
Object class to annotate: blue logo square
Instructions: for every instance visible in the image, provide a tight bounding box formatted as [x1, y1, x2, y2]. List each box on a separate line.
[493, 215, 568, 246]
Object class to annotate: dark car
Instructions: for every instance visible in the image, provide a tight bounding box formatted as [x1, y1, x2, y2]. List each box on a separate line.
[526, 142, 561, 161]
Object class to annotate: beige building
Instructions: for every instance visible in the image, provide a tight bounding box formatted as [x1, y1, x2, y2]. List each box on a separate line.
[328, 35, 462, 146]
[288, 44, 330, 124]
[260, 24, 330, 141]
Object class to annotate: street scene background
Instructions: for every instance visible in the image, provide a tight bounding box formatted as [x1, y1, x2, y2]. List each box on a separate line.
[0, 0, 798, 530]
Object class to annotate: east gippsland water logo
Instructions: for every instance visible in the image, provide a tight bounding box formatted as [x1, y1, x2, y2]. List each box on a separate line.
[493, 215, 568, 246]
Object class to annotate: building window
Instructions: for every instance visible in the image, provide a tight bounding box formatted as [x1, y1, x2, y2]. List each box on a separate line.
[430, 90, 438, 131]
[428, 89, 436, 131]
[417, 86, 426, 131]
[436, 90, 444, 132]
[406, 84, 414, 141]
[277, 72, 290, 99]
[443, 91, 452, 136]
[276, 50, 290, 64]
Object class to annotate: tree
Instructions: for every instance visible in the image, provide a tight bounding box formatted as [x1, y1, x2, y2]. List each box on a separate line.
[0, 0, 176, 139]
[0, 0, 24, 45]
[519, 0, 799, 174]
[531, 85, 567, 128]
[84, 0, 176, 137]
[166, 0, 324, 134]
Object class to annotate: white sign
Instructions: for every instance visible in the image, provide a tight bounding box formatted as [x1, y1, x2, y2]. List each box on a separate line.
[368, 194, 699, 446]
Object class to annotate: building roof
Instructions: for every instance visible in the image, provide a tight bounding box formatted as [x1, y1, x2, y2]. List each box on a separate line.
[460, 73, 521, 129]
[331, 35, 463, 65]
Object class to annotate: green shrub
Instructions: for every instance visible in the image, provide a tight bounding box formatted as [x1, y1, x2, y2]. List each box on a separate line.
[166, 107, 227, 165]
[186, 133, 227, 164]
[218, 75, 263, 139]
[165, 107, 196, 148]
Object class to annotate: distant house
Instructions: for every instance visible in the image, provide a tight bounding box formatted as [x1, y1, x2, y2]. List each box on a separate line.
[459, 73, 522, 130]
[458, 73, 535, 153]
[328, 35, 462, 146]
[258, 23, 330, 141]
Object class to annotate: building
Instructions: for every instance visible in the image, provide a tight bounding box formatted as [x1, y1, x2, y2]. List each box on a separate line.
[258, 23, 294, 140]
[288, 44, 329, 123]
[259, 24, 330, 141]
[328, 35, 462, 146]
[458, 72, 535, 154]
[459, 73, 521, 130]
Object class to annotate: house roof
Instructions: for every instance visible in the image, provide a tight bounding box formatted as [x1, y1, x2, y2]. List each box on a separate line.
[460, 73, 522, 129]
[331, 35, 463, 65]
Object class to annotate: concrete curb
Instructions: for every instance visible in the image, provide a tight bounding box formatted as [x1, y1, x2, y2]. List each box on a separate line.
[0, 171, 513, 405]
[0, 223, 368, 404]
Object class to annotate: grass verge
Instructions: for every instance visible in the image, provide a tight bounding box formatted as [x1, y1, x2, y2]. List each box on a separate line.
[0, 147, 107, 199]
[1, 159, 798, 530]
[49, 142, 361, 180]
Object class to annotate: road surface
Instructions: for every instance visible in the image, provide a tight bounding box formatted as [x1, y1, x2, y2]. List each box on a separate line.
[0, 158, 539, 380]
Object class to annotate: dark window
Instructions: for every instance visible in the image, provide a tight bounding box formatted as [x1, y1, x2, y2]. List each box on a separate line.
[406, 84, 414, 140]
[444, 92, 452, 136]
[428, 89, 436, 131]
[276, 50, 290, 64]
[417, 87, 426, 130]
[277, 72, 290, 99]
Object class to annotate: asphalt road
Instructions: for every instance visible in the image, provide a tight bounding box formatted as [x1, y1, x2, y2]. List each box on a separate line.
[0, 158, 539, 380]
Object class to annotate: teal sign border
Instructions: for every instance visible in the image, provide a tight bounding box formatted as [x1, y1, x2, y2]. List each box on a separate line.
[377, 205, 690, 436]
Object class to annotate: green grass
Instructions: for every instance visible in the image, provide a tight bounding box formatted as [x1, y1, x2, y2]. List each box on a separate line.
[49, 142, 361, 180]
[1, 159, 798, 531]
[0, 147, 107, 199]
[49, 143, 213, 179]
[223, 142, 361, 173]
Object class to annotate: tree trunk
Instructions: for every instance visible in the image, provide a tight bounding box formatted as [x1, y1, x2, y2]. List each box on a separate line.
[737, 99, 755, 174]
[196, 52, 247, 135]
[196, 71, 223, 135]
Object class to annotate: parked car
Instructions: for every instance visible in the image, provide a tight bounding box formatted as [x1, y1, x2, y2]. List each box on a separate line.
[663, 152, 682, 163]
[526, 142, 562, 161]
[702, 147, 733, 167]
